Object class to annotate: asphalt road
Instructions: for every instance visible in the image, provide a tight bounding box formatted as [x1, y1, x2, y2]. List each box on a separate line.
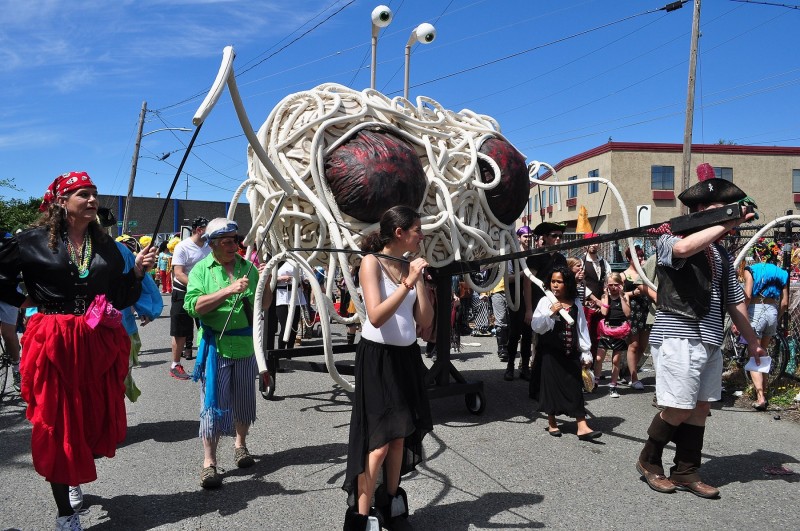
[1, 295, 799, 530]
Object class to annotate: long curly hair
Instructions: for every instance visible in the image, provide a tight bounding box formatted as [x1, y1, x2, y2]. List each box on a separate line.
[34, 202, 109, 252]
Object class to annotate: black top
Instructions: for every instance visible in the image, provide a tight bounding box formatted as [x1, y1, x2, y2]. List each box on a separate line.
[0, 226, 141, 309]
[526, 252, 568, 283]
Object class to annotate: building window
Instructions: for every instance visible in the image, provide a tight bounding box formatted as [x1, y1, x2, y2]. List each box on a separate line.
[541, 190, 547, 207]
[588, 169, 599, 194]
[651, 165, 675, 190]
[793, 169, 800, 193]
[533, 194, 539, 211]
[568, 176, 578, 198]
[549, 186, 557, 204]
[715, 167, 733, 181]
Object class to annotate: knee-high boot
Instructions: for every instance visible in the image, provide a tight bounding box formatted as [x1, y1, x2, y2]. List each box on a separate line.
[496, 327, 509, 362]
[638, 413, 678, 475]
[343, 507, 380, 531]
[375, 485, 413, 531]
[669, 423, 705, 483]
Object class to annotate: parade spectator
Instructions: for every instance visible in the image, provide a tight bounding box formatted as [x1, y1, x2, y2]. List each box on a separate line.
[489, 273, 509, 361]
[505, 226, 533, 381]
[637, 165, 763, 498]
[0, 300, 21, 392]
[470, 270, 492, 337]
[342, 206, 433, 531]
[275, 260, 308, 349]
[741, 240, 789, 410]
[530, 265, 601, 440]
[170, 217, 210, 377]
[114, 235, 164, 402]
[184, 218, 271, 488]
[581, 236, 611, 363]
[622, 245, 650, 390]
[594, 272, 631, 397]
[157, 240, 173, 294]
[0, 171, 154, 529]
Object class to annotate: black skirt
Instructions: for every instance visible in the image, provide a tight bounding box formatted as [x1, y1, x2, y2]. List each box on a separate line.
[530, 346, 586, 418]
[342, 338, 432, 504]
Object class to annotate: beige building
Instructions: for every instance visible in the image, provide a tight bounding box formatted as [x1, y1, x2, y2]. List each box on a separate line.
[527, 142, 800, 232]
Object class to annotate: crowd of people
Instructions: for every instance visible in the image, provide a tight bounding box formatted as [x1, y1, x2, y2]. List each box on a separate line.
[0, 163, 789, 530]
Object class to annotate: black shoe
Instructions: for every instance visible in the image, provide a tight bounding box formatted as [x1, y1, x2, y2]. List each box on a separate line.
[578, 430, 602, 441]
[503, 369, 514, 381]
[519, 367, 531, 381]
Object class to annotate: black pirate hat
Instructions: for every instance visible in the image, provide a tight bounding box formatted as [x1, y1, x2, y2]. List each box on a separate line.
[678, 163, 749, 209]
[533, 221, 566, 236]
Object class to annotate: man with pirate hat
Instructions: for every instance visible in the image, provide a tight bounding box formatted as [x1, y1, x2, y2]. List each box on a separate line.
[636, 163, 764, 498]
[524, 221, 568, 323]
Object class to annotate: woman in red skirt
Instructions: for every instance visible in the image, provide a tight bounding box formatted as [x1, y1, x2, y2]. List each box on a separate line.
[0, 172, 155, 530]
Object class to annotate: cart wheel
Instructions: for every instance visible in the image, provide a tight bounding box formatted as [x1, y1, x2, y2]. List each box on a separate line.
[465, 392, 485, 415]
[312, 322, 323, 338]
[259, 371, 275, 400]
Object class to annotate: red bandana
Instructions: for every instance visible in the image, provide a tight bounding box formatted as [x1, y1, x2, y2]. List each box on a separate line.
[40, 171, 97, 211]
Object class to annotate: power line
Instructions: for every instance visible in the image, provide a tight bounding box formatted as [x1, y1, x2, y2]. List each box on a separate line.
[730, 0, 800, 9]
[388, 1, 680, 96]
[153, 0, 355, 113]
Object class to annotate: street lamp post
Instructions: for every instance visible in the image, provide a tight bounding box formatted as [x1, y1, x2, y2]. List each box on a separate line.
[122, 102, 191, 234]
[370, 5, 393, 90]
[403, 23, 436, 101]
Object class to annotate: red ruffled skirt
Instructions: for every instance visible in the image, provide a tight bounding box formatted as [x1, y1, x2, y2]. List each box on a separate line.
[20, 313, 131, 485]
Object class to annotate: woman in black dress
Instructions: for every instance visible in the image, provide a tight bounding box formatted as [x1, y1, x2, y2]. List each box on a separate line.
[342, 206, 434, 531]
[530, 265, 601, 440]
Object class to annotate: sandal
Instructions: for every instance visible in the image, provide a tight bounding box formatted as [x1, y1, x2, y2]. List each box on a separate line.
[753, 401, 768, 411]
[201, 465, 223, 488]
[234, 446, 255, 468]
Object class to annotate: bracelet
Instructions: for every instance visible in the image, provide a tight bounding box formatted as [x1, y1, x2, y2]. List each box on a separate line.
[401, 278, 415, 291]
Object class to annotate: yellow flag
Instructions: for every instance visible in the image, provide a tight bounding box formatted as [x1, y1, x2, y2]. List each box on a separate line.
[576, 205, 592, 234]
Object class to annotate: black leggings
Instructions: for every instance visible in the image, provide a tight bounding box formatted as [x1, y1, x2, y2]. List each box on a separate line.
[276, 305, 301, 349]
[507, 306, 532, 366]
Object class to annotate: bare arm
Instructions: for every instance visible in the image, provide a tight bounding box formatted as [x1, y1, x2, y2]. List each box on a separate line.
[742, 269, 754, 306]
[173, 264, 189, 286]
[672, 207, 754, 259]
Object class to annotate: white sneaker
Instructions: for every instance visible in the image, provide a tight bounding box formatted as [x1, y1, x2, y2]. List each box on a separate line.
[631, 380, 645, 390]
[609, 386, 620, 398]
[55, 512, 83, 530]
[68, 485, 83, 511]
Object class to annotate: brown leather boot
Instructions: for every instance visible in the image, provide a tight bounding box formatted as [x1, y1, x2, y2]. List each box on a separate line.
[669, 424, 719, 498]
[637, 413, 678, 493]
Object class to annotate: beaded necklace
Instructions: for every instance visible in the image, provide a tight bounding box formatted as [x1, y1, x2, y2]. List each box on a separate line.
[65, 232, 92, 278]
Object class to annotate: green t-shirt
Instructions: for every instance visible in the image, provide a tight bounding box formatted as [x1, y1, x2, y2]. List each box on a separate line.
[184, 253, 259, 359]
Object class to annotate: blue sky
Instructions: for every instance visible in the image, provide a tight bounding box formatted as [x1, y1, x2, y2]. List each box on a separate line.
[1, 0, 798, 205]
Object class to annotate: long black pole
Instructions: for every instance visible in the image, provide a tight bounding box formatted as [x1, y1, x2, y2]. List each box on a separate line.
[148, 122, 204, 244]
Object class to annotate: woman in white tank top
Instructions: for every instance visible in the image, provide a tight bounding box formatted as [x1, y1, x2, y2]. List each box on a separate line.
[342, 206, 434, 531]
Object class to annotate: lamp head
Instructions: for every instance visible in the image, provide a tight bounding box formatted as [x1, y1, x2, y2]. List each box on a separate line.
[371, 5, 393, 28]
[414, 23, 436, 44]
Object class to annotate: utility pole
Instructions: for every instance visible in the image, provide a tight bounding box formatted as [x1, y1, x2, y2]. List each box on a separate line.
[681, 0, 701, 213]
[124, 101, 147, 233]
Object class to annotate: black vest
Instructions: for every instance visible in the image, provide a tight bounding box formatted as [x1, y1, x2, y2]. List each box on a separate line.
[656, 244, 729, 321]
[583, 256, 607, 299]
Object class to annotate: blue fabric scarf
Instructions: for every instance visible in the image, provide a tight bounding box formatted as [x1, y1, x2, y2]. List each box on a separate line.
[192, 323, 253, 423]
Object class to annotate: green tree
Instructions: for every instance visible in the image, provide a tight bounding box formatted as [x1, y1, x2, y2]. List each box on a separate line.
[0, 197, 41, 233]
[0, 178, 41, 233]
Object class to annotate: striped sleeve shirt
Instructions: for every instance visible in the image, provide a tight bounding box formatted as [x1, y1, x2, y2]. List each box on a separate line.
[649, 234, 744, 347]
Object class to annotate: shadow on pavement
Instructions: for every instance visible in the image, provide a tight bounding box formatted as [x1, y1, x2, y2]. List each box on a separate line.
[412, 491, 545, 530]
[119, 420, 198, 448]
[702, 449, 800, 487]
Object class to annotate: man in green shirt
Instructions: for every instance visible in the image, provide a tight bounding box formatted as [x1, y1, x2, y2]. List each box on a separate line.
[184, 218, 272, 489]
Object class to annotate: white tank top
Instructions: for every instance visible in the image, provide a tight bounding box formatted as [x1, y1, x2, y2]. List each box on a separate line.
[360, 262, 418, 346]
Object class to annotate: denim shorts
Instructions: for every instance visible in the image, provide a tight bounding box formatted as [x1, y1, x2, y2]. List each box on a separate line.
[651, 337, 722, 409]
[748, 303, 778, 338]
